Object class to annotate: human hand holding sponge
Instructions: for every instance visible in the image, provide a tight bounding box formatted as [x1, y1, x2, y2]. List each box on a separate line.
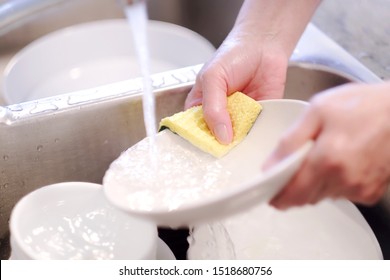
[159, 92, 262, 158]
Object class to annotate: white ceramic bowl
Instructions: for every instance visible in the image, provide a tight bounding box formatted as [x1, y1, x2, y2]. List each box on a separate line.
[9, 182, 159, 260]
[2, 19, 215, 104]
[188, 200, 383, 260]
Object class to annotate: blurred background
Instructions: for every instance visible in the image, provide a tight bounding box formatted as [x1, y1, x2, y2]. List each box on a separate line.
[0, 0, 389, 83]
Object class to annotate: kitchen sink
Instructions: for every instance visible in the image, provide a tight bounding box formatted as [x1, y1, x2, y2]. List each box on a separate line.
[0, 1, 389, 259]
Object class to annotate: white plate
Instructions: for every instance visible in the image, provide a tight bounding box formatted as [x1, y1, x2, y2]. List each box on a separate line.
[104, 100, 312, 228]
[188, 199, 383, 260]
[2, 19, 215, 104]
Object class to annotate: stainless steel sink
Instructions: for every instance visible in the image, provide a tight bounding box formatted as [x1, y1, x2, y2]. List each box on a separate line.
[0, 2, 389, 259]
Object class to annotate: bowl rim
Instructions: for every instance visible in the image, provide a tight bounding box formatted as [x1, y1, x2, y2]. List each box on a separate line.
[9, 181, 158, 260]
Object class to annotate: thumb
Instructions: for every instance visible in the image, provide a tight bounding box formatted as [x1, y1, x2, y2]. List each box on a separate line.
[263, 107, 321, 170]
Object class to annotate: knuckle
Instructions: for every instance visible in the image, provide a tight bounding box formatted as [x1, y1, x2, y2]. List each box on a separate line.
[309, 95, 324, 111]
[197, 69, 209, 84]
[321, 153, 342, 171]
[199, 62, 222, 83]
[284, 189, 309, 207]
[360, 193, 381, 206]
[314, 148, 344, 175]
[341, 175, 362, 193]
[360, 185, 386, 205]
[287, 181, 315, 206]
[318, 146, 352, 183]
[197, 67, 213, 84]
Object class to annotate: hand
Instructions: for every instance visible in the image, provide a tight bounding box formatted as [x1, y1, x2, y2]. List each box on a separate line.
[264, 82, 390, 209]
[185, 29, 289, 144]
[184, 0, 321, 144]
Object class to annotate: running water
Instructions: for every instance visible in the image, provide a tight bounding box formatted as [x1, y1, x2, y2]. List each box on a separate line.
[124, 1, 157, 149]
[187, 223, 236, 259]
[120, 0, 236, 259]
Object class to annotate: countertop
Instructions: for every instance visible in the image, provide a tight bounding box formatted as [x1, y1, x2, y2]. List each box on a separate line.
[313, 0, 390, 80]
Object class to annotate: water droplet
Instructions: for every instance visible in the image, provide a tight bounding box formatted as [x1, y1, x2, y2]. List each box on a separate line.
[54, 138, 60, 143]
[37, 145, 43, 151]
[152, 76, 165, 88]
[29, 103, 59, 114]
[8, 104, 23, 112]
[3, 155, 8, 161]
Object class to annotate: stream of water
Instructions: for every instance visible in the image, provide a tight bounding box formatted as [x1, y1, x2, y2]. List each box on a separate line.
[124, 1, 157, 146]
[122, 0, 236, 259]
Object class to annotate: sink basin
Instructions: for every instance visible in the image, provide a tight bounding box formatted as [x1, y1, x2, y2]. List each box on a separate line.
[0, 23, 389, 260]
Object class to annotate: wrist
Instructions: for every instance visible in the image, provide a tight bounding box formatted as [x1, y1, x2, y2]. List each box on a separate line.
[233, 0, 321, 58]
[228, 23, 291, 66]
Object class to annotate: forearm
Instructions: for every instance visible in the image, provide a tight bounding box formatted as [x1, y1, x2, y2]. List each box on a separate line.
[233, 0, 322, 57]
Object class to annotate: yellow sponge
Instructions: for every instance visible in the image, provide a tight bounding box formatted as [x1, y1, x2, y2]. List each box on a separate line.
[159, 91, 262, 158]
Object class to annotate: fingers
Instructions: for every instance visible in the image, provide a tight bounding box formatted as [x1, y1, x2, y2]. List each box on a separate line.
[184, 64, 234, 144]
[269, 141, 342, 210]
[343, 180, 388, 206]
[185, 76, 203, 109]
[264, 107, 323, 210]
[267, 114, 388, 209]
[201, 69, 234, 144]
[184, 36, 290, 145]
[184, 89, 202, 109]
[270, 153, 323, 209]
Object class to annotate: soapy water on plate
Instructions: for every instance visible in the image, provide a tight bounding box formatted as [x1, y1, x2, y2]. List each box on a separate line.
[103, 136, 233, 212]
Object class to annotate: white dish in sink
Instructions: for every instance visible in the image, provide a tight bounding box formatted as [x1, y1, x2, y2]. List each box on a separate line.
[103, 99, 312, 228]
[188, 199, 383, 260]
[2, 19, 215, 104]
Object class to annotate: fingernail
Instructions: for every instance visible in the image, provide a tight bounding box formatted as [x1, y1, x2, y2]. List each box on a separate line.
[214, 123, 230, 144]
[270, 201, 287, 211]
[270, 196, 287, 210]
